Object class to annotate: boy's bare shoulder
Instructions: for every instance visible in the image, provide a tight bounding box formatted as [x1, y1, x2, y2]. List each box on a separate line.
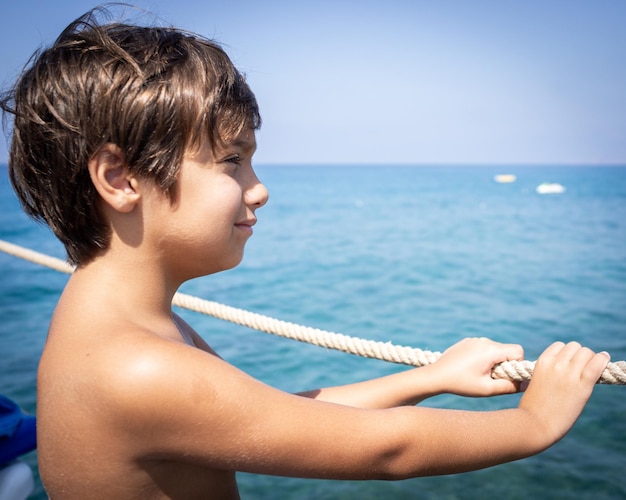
[40, 311, 221, 416]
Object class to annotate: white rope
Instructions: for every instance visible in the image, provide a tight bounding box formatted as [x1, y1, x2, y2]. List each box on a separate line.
[1, 239, 625, 385]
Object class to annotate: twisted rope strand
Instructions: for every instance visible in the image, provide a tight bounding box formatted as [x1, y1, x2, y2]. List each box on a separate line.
[1, 239, 624, 385]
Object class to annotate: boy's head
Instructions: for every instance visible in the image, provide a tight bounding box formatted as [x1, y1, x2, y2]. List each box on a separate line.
[0, 7, 260, 266]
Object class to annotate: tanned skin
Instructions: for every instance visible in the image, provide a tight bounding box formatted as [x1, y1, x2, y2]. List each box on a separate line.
[37, 131, 609, 499]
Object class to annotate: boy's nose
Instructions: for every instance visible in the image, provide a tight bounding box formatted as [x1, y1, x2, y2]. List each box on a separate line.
[246, 179, 269, 209]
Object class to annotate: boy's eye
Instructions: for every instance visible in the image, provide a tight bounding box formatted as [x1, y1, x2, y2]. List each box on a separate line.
[224, 154, 242, 165]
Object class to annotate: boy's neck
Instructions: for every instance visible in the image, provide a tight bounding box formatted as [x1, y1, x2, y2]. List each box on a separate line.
[72, 245, 181, 319]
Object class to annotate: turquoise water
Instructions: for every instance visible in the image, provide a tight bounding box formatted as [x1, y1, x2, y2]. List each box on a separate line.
[1, 164, 625, 499]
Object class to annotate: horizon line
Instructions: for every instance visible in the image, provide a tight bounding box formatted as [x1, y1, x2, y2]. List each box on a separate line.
[254, 162, 626, 167]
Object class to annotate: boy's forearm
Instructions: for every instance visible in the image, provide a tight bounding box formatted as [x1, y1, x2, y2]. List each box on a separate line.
[297, 364, 448, 409]
[371, 405, 551, 478]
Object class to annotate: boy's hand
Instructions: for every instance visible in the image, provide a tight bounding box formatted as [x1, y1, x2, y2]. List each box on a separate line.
[432, 337, 524, 397]
[518, 342, 610, 444]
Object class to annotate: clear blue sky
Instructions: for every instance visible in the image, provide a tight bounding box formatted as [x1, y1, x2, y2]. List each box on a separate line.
[1, 0, 625, 165]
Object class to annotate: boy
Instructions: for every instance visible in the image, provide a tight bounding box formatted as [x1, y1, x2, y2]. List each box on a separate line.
[0, 7, 609, 499]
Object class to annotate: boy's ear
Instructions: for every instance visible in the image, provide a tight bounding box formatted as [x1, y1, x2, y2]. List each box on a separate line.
[88, 144, 140, 213]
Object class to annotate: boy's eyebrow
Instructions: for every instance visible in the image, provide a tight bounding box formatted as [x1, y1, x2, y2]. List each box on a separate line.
[229, 137, 257, 152]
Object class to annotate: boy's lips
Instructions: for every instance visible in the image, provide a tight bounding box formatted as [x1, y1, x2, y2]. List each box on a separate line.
[235, 218, 256, 234]
[236, 218, 256, 227]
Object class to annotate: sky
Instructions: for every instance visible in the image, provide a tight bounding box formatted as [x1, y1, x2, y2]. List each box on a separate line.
[1, 0, 625, 166]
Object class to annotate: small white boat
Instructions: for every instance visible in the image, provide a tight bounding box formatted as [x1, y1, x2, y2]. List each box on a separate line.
[536, 182, 566, 194]
[494, 174, 516, 183]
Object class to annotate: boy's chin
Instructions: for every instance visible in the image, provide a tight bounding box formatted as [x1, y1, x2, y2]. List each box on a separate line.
[210, 253, 245, 275]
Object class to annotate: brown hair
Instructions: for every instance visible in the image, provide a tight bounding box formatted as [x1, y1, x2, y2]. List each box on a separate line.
[0, 7, 261, 266]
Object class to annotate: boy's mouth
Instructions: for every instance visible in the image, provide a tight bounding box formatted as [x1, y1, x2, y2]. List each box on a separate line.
[235, 218, 256, 234]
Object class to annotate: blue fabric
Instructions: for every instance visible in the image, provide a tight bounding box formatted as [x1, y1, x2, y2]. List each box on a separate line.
[0, 396, 21, 438]
[0, 396, 37, 464]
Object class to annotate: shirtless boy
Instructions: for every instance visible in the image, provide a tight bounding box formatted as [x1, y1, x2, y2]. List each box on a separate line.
[0, 7, 610, 499]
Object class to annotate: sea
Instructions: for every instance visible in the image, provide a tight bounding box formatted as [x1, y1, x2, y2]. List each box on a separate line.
[1, 163, 625, 499]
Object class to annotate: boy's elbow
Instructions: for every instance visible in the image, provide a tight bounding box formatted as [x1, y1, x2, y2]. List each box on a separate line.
[363, 411, 431, 480]
[367, 443, 429, 481]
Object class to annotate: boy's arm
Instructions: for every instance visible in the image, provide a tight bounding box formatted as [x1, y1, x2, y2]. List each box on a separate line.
[297, 337, 524, 408]
[110, 338, 608, 480]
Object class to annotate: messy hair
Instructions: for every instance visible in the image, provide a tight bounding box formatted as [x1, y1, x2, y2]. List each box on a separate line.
[0, 6, 261, 266]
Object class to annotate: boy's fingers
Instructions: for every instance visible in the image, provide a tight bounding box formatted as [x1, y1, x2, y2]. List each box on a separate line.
[539, 342, 610, 384]
[501, 343, 524, 362]
[570, 345, 595, 368]
[538, 341, 566, 361]
[582, 352, 611, 384]
[490, 378, 521, 394]
[559, 341, 583, 360]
